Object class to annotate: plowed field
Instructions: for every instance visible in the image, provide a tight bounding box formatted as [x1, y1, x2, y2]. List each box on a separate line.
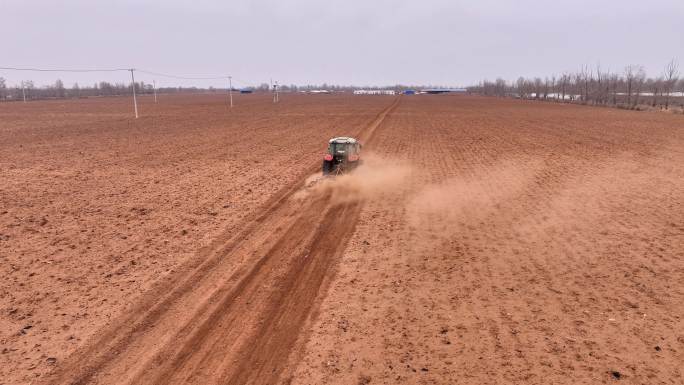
[1, 94, 682, 385]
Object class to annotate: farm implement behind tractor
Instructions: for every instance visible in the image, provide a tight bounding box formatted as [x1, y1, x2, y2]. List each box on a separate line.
[322, 137, 362, 176]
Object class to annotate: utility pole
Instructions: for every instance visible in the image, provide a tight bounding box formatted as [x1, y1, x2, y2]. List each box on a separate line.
[21, 81, 26, 103]
[129, 69, 139, 118]
[228, 76, 233, 108]
[273, 81, 279, 103]
[153, 80, 158, 104]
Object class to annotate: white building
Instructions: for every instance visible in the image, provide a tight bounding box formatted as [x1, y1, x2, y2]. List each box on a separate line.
[353, 90, 396, 95]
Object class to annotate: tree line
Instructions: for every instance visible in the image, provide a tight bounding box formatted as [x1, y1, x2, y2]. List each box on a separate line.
[0, 79, 351, 100]
[0, 78, 229, 101]
[469, 60, 682, 110]
[0, 77, 458, 101]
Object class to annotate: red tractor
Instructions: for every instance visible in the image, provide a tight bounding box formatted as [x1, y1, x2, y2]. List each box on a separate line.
[322, 137, 362, 175]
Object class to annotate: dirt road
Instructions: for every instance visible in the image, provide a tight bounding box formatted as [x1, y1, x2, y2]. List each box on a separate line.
[2, 94, 683, 384]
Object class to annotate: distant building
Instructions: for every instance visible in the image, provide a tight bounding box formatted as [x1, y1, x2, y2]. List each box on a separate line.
[353, 90, 396, 95]
[403, 89, 416, 95]
[240, 89, 253, 94]
[420, 88, 467, 94]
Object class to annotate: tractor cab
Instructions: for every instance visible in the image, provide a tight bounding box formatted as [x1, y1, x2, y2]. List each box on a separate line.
[322, 137, 362, 175]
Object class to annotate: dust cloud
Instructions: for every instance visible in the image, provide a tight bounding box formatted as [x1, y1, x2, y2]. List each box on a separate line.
[298, 153, 413, 204]
[406, 158, 543, 238]
[298, 155, 544, 239]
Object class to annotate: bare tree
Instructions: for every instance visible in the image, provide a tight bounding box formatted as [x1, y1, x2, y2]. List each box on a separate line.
[543, 77, 550, 99]
[559, 73, 569, 101]
[609, 73, 619, 105]
[533, 78, 543, 99]
[625, 65, 637, 106]
[55, 79, 65, 98]
[0, 77, 6, 100]
[632, 67, 646, 108]
[471, 59, 682, 113]
[494, 78, 507, 97]
[579, 65, 591, 103]
[663, 59, 679, 110]
[72, 82, 81, 98]
[648, 77, 662, 107]
[605, 72, 612, 104]
[594, 64, 603, 104]
[516, 77, 527, 98]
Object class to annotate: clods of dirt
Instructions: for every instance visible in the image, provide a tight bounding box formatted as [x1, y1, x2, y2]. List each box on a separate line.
[338, 318, 349, 332]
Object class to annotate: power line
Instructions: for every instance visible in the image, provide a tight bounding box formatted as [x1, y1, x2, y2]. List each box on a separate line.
[0, 66, 258, 86]
[229, 77, 252, 87]
[0, 65, 266, 117]
[135, 70, 258, 88]
[0, 66, 129, 72]
[136, 69, 230, 80]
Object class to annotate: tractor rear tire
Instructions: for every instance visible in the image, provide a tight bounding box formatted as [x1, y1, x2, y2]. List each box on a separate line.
[322, 160, 333, 175]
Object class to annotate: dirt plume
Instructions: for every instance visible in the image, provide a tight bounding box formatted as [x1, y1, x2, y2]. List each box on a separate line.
[406, 158, 542, 239]
[299, 153, 413, 205]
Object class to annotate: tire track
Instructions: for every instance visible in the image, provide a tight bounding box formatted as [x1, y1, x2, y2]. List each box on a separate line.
[136, 190, 335, 385]
[223, 201, 363, 385]
[40, 96, 399, 385]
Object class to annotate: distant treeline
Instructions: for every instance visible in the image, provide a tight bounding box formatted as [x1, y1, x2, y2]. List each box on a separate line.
[0, 77, 455, 102]
[469, 61, 683, 111]
[0, 78, 232, 101]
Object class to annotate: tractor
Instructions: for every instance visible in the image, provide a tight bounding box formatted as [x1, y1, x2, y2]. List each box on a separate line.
[322, 137, 362, 175]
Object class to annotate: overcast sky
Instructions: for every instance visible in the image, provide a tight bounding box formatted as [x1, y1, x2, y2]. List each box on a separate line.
[2, 0, 683, 88]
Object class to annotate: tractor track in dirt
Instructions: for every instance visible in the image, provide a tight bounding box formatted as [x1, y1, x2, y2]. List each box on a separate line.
[38, 97, 400, 385]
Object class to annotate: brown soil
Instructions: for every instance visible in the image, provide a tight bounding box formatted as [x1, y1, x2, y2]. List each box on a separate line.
[1, 94, 682, 385]
[0, 93, 390, 384]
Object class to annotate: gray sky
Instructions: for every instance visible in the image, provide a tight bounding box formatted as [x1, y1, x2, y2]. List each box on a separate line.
[2, 0, 683, 88]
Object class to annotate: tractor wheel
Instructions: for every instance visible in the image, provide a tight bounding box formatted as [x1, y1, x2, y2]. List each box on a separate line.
[322, 160, 333, 175]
